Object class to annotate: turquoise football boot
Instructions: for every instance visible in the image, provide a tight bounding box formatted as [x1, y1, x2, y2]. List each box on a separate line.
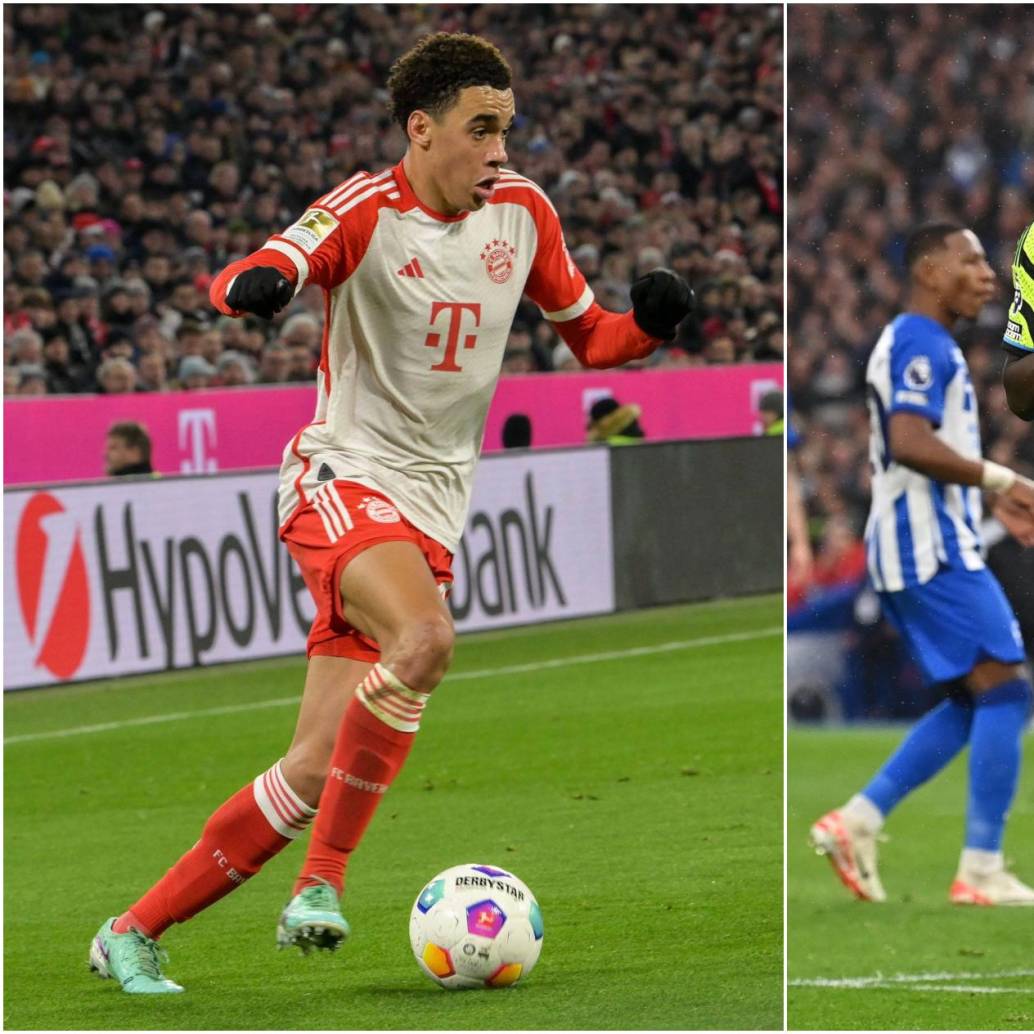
[89, 918, 184, 994]
[277, 877, 350, 954]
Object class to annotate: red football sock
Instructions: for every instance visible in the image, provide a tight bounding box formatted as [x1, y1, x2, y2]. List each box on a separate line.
[295, 664, 429, 896]
[114, 760, 316, 939]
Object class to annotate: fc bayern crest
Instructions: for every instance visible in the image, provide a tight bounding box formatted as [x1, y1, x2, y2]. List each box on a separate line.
[480, 240, 516, 284]
[360, 496, 401, 524]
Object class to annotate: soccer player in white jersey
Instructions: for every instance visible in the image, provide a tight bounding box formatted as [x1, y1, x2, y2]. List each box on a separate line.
[88, 33, 693, 994]
[810, 223, 1034, 907]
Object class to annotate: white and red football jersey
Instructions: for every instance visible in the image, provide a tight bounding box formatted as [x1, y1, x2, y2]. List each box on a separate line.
[211, 161, 657, 552]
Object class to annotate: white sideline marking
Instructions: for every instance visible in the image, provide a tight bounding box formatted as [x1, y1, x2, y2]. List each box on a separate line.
[909, 985, 1019, 995]
[5, 626, 781, 746]
[791, 968, 1034, 994]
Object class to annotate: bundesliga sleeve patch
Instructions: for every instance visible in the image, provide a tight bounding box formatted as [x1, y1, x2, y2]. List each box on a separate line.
[903, 355, 933, 390]
[281, 209, 339, 254]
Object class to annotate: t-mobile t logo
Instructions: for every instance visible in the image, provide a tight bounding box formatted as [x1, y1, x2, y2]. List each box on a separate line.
[179, 409, 218, 473]
[424, 301, 481, 372]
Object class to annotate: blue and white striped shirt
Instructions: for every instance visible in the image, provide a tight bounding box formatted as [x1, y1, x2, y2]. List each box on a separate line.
[864, 313, 984, 592]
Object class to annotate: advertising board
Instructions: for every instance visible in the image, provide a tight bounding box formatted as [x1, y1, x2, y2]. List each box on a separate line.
[4, 448, 613, 690]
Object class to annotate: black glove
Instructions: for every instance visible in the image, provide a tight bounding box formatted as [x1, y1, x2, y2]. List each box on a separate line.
[630, 268, 694, 340]
[226, 267, 294, 320]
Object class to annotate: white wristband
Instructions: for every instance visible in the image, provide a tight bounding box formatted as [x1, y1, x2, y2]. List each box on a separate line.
[981, 461, 1016, 493]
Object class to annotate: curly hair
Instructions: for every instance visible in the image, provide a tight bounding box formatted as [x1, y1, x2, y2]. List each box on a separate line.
[386, 32, 512, 132]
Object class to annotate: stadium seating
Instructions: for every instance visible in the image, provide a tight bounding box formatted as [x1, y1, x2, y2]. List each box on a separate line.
[4, 4, 783, 395]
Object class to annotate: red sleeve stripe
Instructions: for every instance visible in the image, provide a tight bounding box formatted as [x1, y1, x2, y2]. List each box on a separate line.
[323, 167, 394, 213]
[329, 177, 400, 217]
[318, 171, 369, 209]
[494, 173, 558, 215]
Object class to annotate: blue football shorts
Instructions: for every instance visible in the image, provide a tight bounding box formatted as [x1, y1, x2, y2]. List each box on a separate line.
[878, 565, 1025, 685]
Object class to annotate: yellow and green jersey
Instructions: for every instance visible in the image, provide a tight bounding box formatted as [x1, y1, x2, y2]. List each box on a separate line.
[1004, 221, 1034, 354]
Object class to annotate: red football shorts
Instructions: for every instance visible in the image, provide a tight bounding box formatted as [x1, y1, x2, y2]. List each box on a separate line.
[281, 480, 453, 662]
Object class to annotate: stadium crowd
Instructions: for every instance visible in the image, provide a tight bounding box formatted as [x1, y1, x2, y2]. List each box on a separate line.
[788, 6, 1034, 717]
[3, 3, 782, 397]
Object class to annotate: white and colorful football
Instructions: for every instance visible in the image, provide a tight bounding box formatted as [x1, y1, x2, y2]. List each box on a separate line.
[409, 863, 544, 989]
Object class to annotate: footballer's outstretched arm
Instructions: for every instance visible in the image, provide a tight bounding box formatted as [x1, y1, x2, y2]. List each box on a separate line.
[888, 412, 984, 485]
[554, 304, 659, 369]
[518, 182, 693, 369]
[210, 192, 360, 318]
[553, 269, 694, 370]
[889, 412, 1034, 512]
[1003, 353, 1034, 421]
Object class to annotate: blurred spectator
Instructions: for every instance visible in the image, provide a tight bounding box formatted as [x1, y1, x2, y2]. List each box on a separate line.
[502, 413, 533, 449]
[706, 335, 737, 364]
[286, 346, 316, 382]
[16, 364, 48, 396]
[586, 396, 644, 444]
[177, 356, 217, 390]
[96, 357, 137, 394]
[280, 313, 321, 352]
[258, 344, 291, 384]
[137, 353, 169, 392]
[41, 329, 90, 393]
[217, 350, 255, 387]
[4, 3, 782, 396]
[787, 514, 867, 611]
[105, 420, 153, 477]
[758, 390, 784, 436]
[7, 327, 43, 366]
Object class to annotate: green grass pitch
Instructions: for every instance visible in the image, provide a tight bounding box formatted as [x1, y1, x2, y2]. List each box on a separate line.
[789, 726, 1034, 1031]
[5, 595, 782, 1031]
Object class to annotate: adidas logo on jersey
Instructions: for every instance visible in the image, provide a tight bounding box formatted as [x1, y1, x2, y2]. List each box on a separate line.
[397, 257, 425, 278]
